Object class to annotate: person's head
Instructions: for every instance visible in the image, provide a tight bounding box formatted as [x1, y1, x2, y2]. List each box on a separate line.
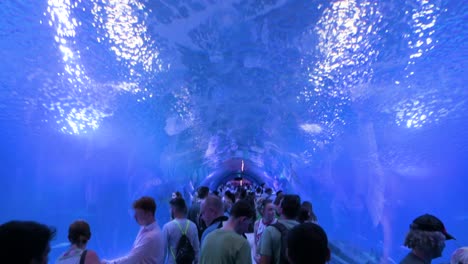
[258, 199, 275, 223]
[133, 196, 157, 226]
[298, 201, 317, 223]
[171, 191, 182, 199]
[223, 191, 235, 213]
[68, 220, 91, 249]
[278, 194, 301, 219]
[169, 197, 187, 219]
[197, 186, 210, 200]
[0, 220, 56, 264]
[229, 200, 256, 234]
[200, 195, 224, 226]
[240, 189, 247, 200]
[256, 187, 263, 195]
[265, 188, 273, 195]
[404, 214, 455, 259]
[224, 191, 236, 204]
[287, 223, 330, 264]
[273, 194, 282, 206]
[451, 247, 468, 264]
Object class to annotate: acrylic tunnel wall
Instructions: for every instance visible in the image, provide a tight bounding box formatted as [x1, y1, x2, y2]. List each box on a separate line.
[0, 0, 466, 263]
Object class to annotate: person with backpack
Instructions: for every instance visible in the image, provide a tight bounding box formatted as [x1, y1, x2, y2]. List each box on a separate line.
[259, 194, 301, 264]
[162, 198, 200, 264]
[199, 200, 255, 264]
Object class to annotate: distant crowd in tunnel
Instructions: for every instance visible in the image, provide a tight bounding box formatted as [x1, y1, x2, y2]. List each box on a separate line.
[0, 182, 466, 264]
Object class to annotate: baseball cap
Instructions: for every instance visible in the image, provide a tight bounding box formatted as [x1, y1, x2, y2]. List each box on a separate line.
[410, 214, 455, 240]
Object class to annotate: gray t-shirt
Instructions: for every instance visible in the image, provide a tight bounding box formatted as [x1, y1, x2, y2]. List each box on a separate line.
[200, 229, 252, 264]
[259, 219, 299, 264]
[162, 219, 200, 264]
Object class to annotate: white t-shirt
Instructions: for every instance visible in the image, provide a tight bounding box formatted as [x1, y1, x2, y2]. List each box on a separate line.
[56, 247, 85, 264]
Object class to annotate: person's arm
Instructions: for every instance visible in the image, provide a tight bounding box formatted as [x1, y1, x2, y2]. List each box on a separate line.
[155, 231, 165, 264]
[105, 234, 158, 264]
[84, 250, 100, 264]
[253, 221, 260, 252]
[190, 222, 200, 264]
[162, 225, 169, 264]
[236, 240, 253, 264]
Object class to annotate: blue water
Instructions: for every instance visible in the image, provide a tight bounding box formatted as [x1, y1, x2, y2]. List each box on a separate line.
[0, 0, 466, 263]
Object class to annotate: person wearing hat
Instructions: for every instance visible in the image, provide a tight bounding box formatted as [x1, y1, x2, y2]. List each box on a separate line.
[56, 220, 100, 264]
[400, 214, 455, 264]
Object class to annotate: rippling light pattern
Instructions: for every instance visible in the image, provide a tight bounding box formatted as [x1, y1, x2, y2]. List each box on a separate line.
[91, 0, 162, 77]
[46, 0, 121, 135]
[394, 0, 444, 129]
[403, 0, 441, 77]
[172, 86, 195, 122]
[394, 88, 463, 129]
[312, 0, 380, 93]
[47, 0, 87, 85]
[47, 0, 97, 134]
[298, 0, 381, 150]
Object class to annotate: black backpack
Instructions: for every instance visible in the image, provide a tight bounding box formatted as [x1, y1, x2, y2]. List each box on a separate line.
[173, 220, 195, 264]
[271, 222, 290, 264]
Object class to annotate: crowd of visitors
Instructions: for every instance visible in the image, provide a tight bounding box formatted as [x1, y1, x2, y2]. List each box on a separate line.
[0, 183, 464, 264]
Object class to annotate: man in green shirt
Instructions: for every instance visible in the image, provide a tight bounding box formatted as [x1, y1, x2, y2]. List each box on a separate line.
[199, 200, 255, 264]
[259, 194, 301, 264]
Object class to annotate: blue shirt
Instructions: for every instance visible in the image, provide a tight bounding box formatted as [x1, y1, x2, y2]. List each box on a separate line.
[200, 216, 228, 245]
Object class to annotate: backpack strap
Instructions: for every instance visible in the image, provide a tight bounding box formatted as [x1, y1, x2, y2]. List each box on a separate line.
[171, 220, 191, 261]
[271, 223, 288, 263]
[79, 250, 87, 264]
[271, 222, 287, 235]
[174, 220, 190, 235]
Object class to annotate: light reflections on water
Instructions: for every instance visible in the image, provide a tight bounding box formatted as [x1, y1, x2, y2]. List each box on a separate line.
[297, 0, 382, 151]
[404, 0, 442, 75]
[47, 0, 100, 135]
[45, 0, 152, 135]
[311, 0, 381, 95]
[91, 0, 162, 76]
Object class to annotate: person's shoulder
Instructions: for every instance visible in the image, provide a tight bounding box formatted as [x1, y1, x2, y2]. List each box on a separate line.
[187, 219, 197, 227]
[162, 221, 172, 229]
[203, 228, 218, 242]
[278, 219, 299, 228]
[398, 253, 420, 264]
[85, 250, 100, 264]
[264, 224, 275, 232]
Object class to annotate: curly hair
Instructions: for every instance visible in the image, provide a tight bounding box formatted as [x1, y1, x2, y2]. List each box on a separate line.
[404, 229, 445, 251]
[451, 247, 468, 264]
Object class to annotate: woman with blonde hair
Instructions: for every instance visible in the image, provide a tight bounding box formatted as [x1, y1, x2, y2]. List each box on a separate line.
[56, 220, 100, 264]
